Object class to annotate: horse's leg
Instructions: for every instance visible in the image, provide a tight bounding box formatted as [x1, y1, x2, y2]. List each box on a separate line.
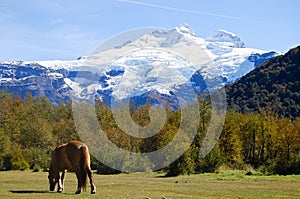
[74, 170, 82, 194]
[58, 170, 66, 192]
[87, 168, 96, 194]
[56, 172, 63, 193]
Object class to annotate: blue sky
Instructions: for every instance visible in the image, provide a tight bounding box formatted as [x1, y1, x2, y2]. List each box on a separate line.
[0, 0, 299, 61]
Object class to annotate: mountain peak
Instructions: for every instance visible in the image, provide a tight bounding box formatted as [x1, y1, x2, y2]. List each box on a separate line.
[175, 23, 197, 36]
[0, 24, 277, 107]
[207, 29, 246, 48]
[149, 24, 197, 48]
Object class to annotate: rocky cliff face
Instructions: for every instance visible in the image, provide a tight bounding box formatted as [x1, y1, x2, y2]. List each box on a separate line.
[0, 62, 72, 103]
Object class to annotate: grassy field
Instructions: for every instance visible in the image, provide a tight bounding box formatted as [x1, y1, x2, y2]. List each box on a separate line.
[0, 170, 300, 199]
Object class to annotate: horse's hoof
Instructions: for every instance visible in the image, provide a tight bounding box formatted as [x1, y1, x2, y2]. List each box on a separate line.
[75, 188, 82, 194]
[91, 189, 96, 194]
[57, 189, 63, 193]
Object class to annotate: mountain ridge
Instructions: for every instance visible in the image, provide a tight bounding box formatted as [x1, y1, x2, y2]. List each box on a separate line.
[0, 24, 278, 106]
[226, 45, 300, 118]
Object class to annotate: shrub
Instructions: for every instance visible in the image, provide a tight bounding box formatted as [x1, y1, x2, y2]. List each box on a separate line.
[196, 147, 221, 173]
[165, 147, 195, 177]
[96, 162, 121, 174]
[3, 152, 30, 171]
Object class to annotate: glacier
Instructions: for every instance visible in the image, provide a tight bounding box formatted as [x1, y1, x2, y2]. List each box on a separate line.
[0, 24, 278, 107]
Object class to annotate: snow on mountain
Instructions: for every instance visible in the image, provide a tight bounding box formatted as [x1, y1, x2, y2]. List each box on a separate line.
[34, 59, 84, 70]
[0, 24, 278, 106]
[176, 23, 197, 36]
[206, 29, 246, 48]
[107, 49, 196, 100]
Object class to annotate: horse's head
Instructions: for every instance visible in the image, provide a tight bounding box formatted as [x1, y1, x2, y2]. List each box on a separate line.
[48, 169, 56, 191]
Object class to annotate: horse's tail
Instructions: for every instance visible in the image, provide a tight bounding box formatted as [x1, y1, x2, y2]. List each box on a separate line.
[79, 145, 90, 191]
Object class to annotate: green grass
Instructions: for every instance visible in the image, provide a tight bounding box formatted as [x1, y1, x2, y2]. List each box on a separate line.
[0, 170, 300, 198]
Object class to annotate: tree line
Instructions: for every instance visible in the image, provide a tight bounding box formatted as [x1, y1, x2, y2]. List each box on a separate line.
[0, 91, 78, 171]
[0, 90, 299, 176]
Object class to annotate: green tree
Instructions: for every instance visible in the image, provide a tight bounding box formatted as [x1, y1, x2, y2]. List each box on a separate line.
[218, 111, 243, 168]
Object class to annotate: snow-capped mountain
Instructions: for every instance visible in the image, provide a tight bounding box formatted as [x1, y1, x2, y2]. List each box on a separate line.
[0, 24, 278, 106]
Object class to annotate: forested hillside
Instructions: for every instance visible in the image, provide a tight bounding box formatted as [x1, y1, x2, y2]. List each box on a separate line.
[0, 91, 299, 175]
[226, 46, 300, 118]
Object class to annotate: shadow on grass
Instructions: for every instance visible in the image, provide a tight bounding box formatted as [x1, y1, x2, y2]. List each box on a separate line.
[9, 190, 51, 194]
[10, 190, 77, 195]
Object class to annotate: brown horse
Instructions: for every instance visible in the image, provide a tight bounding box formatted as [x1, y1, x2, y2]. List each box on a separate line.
[48, 141, 96, 194]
